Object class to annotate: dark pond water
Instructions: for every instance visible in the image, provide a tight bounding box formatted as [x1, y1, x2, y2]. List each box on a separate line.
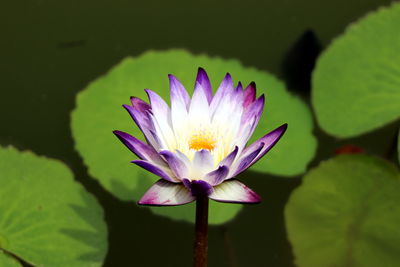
[1, 0, 397, 266]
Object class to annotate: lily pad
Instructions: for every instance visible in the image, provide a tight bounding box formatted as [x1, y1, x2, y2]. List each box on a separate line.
[285, 154, 400, 267]
[71, 49, 316, 224]
[312, 2, 400, 138]
[0, 251, 21, 267]
[0, 146, 107, 266]
[398, 129, 400, 163]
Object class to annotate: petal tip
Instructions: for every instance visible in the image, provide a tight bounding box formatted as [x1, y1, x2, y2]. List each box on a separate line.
[247, 191, 262, 203]
[168, 73, 177, 82]
[137, 198, 165, 206]
[197, 67, 207, 75]
[236, 81, 243, 91]
[277, 123, 288, 133]
[137, 199, 151, 205]
[113, 130, 127, 138]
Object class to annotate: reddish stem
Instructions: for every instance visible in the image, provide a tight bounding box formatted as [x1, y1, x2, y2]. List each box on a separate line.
[193, 195, 209, 267]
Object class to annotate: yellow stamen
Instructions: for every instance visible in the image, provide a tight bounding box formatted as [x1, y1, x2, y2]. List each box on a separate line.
[188, 131, 217, 151]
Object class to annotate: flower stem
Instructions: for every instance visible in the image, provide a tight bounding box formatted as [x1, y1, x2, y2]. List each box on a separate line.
[193, 195, 209, 267]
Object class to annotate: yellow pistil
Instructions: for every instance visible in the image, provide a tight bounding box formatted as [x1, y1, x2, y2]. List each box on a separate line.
[188, 130, 217, 151]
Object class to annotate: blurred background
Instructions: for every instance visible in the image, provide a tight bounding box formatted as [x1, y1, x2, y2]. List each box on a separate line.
[1, 0, 397, 266]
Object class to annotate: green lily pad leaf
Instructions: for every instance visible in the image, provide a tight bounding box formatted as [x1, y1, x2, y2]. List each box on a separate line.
[285, 154, 400, 267]
[0, 251, 21, 267]
[0, 146, 107, 266]
[398, 129, 400, 164]
[71, 49, 316, 224]
[312, 3, 400, 138]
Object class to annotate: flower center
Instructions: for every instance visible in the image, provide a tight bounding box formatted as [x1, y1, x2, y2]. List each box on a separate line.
[188, 130, 217, 151]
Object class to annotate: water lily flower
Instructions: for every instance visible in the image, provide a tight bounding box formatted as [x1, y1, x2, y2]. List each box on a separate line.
[114, 68, 287, 206]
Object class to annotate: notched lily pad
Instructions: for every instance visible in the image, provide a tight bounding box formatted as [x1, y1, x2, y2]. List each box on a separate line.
[0, 146, 107, 266]
[71, 49, 316, 224]
[285, 154, 400, 267]
[312, 2, 400, 138]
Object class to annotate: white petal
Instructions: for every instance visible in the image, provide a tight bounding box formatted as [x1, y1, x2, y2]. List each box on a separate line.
[149, 113, 177, 150]
[189, 82, 210, 126]
[191, 150, 214, 179]
[169, 75, 190, 142]
[138, 180, 195, 206]
[209, 179, 261, 203]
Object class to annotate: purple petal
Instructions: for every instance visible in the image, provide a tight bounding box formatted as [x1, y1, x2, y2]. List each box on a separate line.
[123, 104, 153, 132]
[195, 68, 212, 104]
[191, 180, 214, 196]
[123, 104, 159, 148]
[132, 160, 180, 183]
[241, 94, 264, 126]
[217, 73, 233, 93]
[209, 179, 261, 204]
[169, 74, 190, 110]
[248, 123, 288, 162]
[210, 76, 244, 126]
[243, 82, 256, 108]
[239, 124, 288, 172]
[236, 94, 265, 146]
[235, 82, 243, 91]
[232, 82, 244, 103]
[159, 150, 189, 180]
[138, 179, 195, 206]
[220, 146, 239, 167]
[232, 143, 264, 177]
[182, 179, 214, 197]
[113, 130, 165, 165]
[130, 96, 151, 112]
[203, 166, 229, 186]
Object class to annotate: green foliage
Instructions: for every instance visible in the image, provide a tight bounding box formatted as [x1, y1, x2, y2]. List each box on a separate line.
[0, 251, 21, 267]
[312, 2, 400, 138]
[398, 129, 400, 163]
[71, 49, 316, 224]
[285, 154, 400, 267]
[0, 147, 107, 266]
